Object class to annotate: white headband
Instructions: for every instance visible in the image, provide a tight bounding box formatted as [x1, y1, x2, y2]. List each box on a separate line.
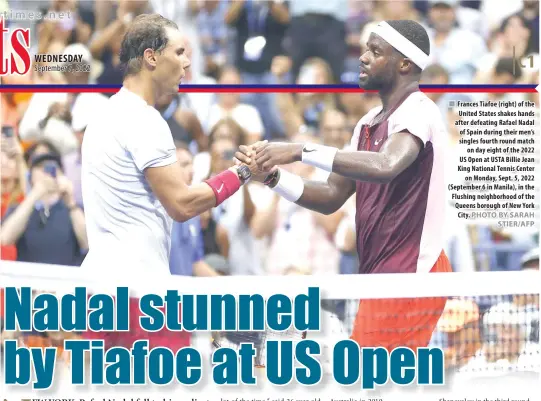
[371, 21, 429, 70]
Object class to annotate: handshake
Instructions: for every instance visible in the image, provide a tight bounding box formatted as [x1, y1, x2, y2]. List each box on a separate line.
[234, 141, 304, 183]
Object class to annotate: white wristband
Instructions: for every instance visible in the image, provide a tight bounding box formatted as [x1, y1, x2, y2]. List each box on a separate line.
[301, 143, 338, 172]
[271, 169, 304, 203]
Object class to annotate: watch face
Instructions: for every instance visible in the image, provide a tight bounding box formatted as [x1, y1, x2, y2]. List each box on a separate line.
[238, 165, 252, 180]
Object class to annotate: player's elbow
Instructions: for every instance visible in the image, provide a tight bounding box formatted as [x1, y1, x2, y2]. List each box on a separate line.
[164, 194, 199, 222]
[375, 160, 400, 184]
[320, 203, 341, 215]
[170, 206, 195, 223]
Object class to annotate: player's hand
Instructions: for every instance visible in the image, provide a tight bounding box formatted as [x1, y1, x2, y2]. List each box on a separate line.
[254, 142, 303, 172]
[235, 141, 275, 182]
[234, 140, 267, 165]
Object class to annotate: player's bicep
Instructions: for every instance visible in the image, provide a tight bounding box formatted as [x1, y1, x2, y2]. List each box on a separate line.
[145, 163, 188, 220]
[146, 164, 219, 222]
[379, 130, 422, 178]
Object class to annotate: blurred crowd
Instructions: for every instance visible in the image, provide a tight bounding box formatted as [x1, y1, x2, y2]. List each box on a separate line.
[0, 0, 540, 376]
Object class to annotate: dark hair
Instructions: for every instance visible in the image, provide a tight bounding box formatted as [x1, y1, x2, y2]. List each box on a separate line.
[495, 57, 521, 79]
[387, 20, 431, 74]
[119, 14, 178, 77]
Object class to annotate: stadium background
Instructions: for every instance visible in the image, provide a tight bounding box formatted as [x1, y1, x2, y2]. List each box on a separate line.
[0, 0, 539, 381]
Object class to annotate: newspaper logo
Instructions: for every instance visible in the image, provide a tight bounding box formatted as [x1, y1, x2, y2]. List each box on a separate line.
[0, 16, 31, 76]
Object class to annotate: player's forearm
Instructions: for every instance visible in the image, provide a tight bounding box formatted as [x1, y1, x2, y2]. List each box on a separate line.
[148, 165, 245, 223]
[295, 180, 346, 215]
[296, 133, 422, 184]
[175, 167, 246, 222]
[174, 183, 219, 222]
[264, 167, 353, 215]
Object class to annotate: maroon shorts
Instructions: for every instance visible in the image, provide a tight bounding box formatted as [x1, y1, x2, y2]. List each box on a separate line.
[81, 297, 191, 352]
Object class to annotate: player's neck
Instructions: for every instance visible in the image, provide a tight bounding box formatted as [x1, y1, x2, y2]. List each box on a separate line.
[379, 80, 419, 112]
[123, 75, 157, 105]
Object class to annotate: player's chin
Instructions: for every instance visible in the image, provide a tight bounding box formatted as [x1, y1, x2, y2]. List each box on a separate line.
[170, 80, 180, 93]
[358, 79, 380, 91]
[175, 71, 185, 87]
[358, 76, 370, 89]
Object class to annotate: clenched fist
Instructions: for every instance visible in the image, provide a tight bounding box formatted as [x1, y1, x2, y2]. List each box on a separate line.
[235, 141, 277, 182]
[253, 142, 303, 172]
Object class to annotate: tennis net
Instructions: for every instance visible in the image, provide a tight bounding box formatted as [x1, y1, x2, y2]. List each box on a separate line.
[1, 260, 540, 398]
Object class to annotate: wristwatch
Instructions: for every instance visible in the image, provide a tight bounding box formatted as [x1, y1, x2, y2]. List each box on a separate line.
[237, 164, 252, 184]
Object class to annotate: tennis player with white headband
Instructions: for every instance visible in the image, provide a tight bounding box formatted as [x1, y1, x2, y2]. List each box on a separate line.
[237, 19, 452, 352]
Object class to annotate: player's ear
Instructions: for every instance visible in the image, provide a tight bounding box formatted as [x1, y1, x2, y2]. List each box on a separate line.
[143, 48, 158, 68]
[400, 58, 414, 74]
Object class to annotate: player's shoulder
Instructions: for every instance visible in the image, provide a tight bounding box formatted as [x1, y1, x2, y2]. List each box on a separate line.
[126, 107, 170, 144]
[395, 91, 441, 122]
[111, 88, 160, 119]
[402, 91, 438, 111]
